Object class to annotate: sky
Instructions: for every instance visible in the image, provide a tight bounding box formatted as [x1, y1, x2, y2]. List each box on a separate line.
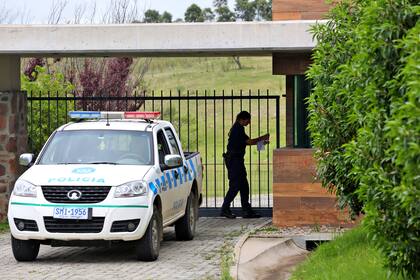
[1, 0, 235, 23]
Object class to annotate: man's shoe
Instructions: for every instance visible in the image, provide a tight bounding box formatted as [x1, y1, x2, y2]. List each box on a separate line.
[242, 211, 261, 219]
[220, 210, 236, 219]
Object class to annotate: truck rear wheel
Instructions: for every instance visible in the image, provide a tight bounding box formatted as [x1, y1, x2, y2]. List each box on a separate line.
[135, 205, 162, 261]
[11, 235, 40, 262]
[175, 192, 197, 241]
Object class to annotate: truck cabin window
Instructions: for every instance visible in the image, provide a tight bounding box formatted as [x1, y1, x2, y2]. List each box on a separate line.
[164, 128, 181, 155]
[157, 130, 171, 166]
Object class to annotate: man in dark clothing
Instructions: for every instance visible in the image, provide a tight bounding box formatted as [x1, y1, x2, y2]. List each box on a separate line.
[221, 111, 269, 219]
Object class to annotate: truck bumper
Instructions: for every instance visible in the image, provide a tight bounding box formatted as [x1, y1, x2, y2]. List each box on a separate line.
[8, 198, 152, 242]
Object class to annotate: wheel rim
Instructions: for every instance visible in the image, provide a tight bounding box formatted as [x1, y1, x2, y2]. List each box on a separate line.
[151, 219, 159, 251]
[189, 199, 195, 232]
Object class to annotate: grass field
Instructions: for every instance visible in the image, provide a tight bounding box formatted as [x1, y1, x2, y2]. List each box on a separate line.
[140, 57, 286, 203]
[291, 227, 403, 280]
[0, 220, 9, 233]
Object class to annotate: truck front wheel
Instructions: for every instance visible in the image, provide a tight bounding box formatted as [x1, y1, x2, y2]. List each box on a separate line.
[135, 205, 162, 261]
[11, 236, 40, 261]
[175, 192, 197, 241]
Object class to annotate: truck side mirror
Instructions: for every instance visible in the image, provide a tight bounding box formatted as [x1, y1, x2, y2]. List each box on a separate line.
[19, 153, 34, 167]
[164, 155, 182, 168]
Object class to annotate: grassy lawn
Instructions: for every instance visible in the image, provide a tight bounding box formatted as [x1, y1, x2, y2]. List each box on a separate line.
[291, 227, 403, 280]
[0, 220, 9, 233]
[141, 57, 285, 201]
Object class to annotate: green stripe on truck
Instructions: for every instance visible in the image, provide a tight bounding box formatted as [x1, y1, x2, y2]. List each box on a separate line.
[11, 202, 148, 208]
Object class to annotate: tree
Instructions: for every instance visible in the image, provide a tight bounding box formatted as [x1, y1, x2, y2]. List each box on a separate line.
[143, 9, 161, 23]
[184, 4, 204, 22]
[160, 11, 172, 23]
[308, 0, 419, 277]
[22, 65, 75, 153]
[202, 8, 215, 22]
[235, 0, 256, 21]
[215, 6, 236, 22]
[0, 1, 18, 23]
[213, 0, 228, 9]
[255, 0, 271, 21]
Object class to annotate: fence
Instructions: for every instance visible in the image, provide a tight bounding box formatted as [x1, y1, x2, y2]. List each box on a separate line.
[27, 90, 281, 216]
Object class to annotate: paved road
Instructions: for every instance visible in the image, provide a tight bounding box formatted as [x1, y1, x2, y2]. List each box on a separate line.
[0, 217, 269, 280]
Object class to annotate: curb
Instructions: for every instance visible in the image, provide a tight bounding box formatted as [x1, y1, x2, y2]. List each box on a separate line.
[231, 219, 272, 280]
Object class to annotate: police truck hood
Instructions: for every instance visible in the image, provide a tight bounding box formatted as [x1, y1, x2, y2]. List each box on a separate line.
[20, 164, 154, 186]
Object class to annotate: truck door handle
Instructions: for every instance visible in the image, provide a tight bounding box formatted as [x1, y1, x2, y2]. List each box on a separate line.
[174, 170, 179, 179]
[184, 165, 189, 173]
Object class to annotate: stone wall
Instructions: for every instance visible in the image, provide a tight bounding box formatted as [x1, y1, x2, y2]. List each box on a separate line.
[0, 92, 27, 221]
[273, 148, 354, 227]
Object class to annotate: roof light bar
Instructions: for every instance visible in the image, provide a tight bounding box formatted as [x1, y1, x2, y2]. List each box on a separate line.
[68, 111, 161, 120]
[68, 111, 101, 119]
[100, 111, 125, 119]
[124, 112, 161, 119]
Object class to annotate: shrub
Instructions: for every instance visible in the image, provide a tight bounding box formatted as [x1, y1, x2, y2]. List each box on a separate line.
[22, 66, 75, 153]
[307, 0, 419, 277]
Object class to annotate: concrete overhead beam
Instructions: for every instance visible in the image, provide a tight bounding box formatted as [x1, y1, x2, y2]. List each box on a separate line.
[0, 21, 322, 57]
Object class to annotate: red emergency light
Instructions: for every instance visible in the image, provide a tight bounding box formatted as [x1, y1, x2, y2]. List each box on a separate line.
[124, 111, 161, 119]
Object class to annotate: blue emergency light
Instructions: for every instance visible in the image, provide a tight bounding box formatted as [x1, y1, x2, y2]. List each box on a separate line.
[68, 111, 161, 120]
[68, 111, 101, 119]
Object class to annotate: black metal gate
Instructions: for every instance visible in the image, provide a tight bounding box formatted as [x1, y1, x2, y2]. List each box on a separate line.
[27, 90, 280, 217]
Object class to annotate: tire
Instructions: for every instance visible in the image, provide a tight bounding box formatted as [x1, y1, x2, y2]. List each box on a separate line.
[175, 192, 197, 241]
[11, 235, 40, 262]
[135, 205, 162, 261]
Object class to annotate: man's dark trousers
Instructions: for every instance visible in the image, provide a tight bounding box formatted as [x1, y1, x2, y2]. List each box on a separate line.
[222, 155, 252, 212]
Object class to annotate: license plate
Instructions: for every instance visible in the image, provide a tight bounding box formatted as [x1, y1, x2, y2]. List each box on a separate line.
[53, 207, 91, 220]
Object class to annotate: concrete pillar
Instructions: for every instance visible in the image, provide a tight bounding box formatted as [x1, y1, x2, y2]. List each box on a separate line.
[0, 55, 21, 92]
[0, 92, 27, 221]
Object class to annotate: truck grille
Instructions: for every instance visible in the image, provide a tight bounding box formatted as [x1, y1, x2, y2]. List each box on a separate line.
[44, 217, 105, 233]
[42, 186, 111, 203]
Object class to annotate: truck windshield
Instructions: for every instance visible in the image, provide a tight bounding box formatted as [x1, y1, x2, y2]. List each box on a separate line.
[38, 130, 154, 165]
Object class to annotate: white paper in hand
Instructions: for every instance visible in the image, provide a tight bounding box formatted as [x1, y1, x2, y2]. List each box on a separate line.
[257, 140, 265, 151]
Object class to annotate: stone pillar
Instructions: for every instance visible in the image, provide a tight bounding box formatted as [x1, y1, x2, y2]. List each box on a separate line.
[0, 92, 27, 221]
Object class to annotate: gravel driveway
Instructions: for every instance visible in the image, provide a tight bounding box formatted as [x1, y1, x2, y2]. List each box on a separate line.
[0, 217, 269, 280]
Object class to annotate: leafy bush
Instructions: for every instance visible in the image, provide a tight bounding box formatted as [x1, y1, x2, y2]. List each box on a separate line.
[22, 66, 75, 153]
[307, 0, 419, 277]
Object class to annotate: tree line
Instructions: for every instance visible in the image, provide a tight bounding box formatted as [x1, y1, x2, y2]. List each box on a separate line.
[144, 0, 271, 23]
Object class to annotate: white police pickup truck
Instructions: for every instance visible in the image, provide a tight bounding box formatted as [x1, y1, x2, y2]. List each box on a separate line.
[8, 111, 203, 262]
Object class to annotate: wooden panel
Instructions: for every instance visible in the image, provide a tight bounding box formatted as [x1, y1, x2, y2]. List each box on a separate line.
[273, 148, 318, 183]
[301, 11, 330, 20]
[272, 12, 301, 20]
[272, 0, 332, 12]
[272, 147, 354, 227]
[273, 183, 335, 197]
[272, 0, 334, 21]
[272, 53, 312, 75]
[273, 210, 353, 227]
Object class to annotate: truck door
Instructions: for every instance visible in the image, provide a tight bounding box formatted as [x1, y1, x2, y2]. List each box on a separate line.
[156, 129, 175, 221]
[164, 127, 189, 217]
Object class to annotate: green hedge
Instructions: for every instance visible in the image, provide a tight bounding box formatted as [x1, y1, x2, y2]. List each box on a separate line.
[307, 0, 419, 277]
[22, 66, 75, 153]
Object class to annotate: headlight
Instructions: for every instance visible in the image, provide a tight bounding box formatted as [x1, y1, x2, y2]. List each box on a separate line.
[13, 180, 37, 198]
[114, 181, 148, 198]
